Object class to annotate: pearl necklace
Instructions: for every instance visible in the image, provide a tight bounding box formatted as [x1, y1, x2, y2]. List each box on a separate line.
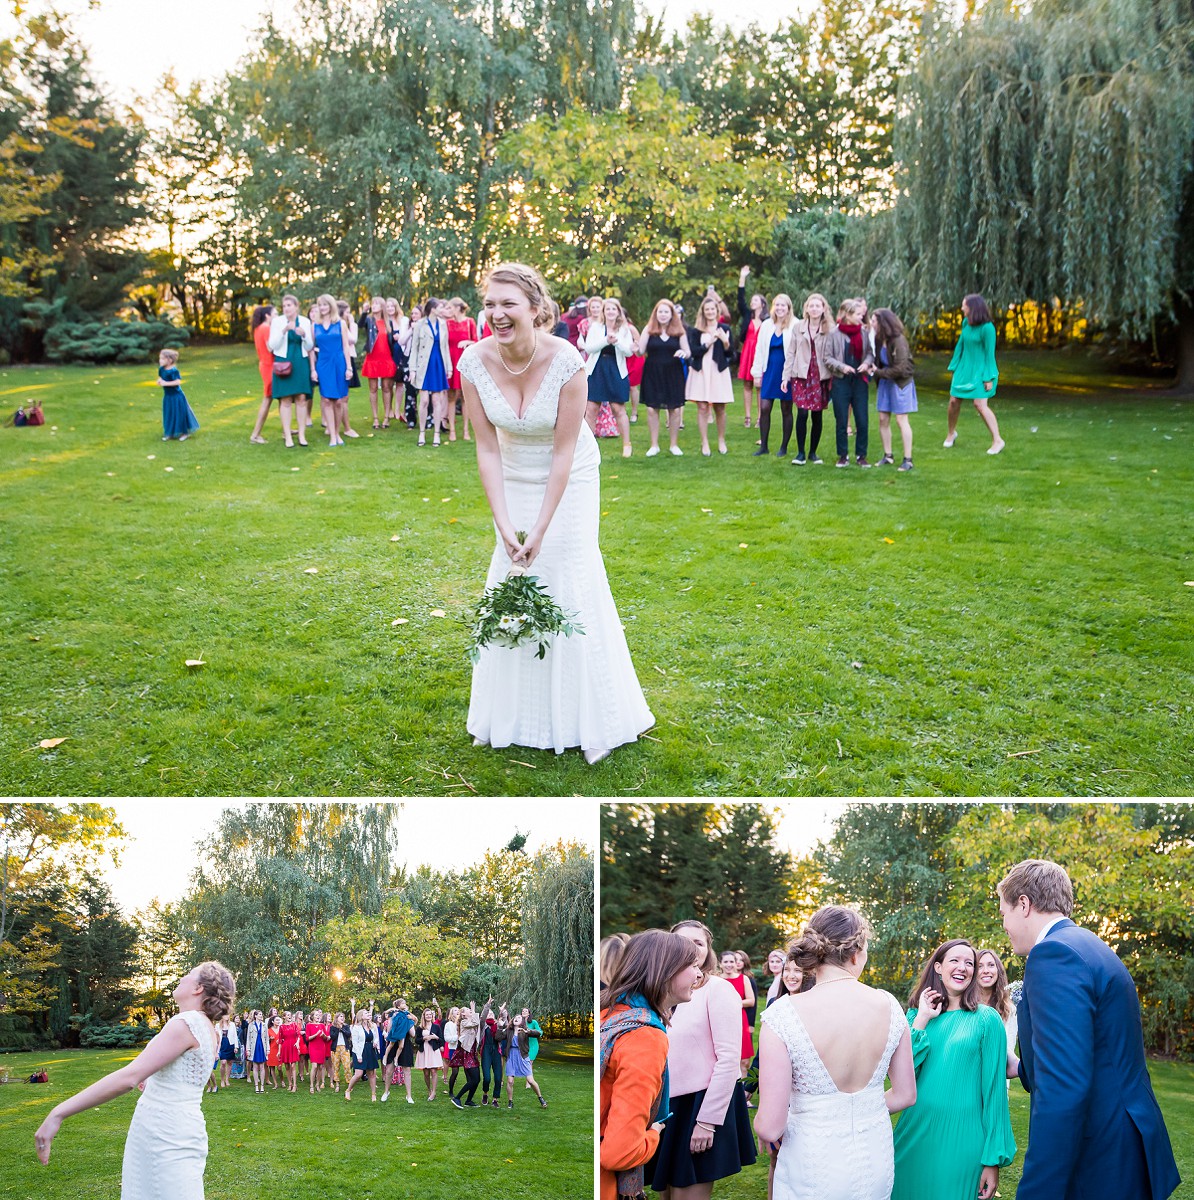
[497, 337, 539, 376]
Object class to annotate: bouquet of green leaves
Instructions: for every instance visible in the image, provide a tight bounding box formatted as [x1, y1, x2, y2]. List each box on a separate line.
[465, 533, 584, 664]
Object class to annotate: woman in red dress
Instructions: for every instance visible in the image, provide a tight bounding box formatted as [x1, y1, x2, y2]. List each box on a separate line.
[295, 1009, 309, 1085]
[446, 297, 478, 442]
[305, 1009, 331, 1094]
[279, 1010, 300, 1093]
[249, 304, 276, 443]
[737, 267, 767, 429]
[719, 950, 756, 1077]
[265, 1015, 282, 1090]
[360, 295, 398, 428]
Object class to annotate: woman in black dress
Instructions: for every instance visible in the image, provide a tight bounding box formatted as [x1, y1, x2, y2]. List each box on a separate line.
[636, 299, 690, 457]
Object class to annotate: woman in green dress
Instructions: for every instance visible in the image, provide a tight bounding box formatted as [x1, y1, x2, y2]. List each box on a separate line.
[267, 293, 315, 448]
[892, 938, 1016, 1200]
[945, 293, 1004, 455]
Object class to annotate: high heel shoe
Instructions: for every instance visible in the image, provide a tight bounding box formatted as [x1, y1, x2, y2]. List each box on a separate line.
[417, 436, 426, 447]
[584, 747, 611, 765]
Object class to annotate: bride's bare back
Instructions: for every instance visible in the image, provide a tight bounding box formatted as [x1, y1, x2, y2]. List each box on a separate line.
[785, 982, 899, 1093]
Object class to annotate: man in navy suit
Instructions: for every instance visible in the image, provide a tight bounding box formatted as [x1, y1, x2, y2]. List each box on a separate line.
[999, 858, 1180, 1200]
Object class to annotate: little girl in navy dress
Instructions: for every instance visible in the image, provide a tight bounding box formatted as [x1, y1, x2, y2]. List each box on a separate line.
[157, 348, 199, 440]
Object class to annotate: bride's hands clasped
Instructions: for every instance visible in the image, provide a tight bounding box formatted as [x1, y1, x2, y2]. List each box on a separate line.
[508, 527, 544, 568]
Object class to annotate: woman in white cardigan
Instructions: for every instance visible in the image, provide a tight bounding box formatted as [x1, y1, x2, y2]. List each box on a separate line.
[749, 293, 796, 458]
[267, 294, 315, 447]
[407, 297, 453, 447]
[345, 1009, 381, 1102]
[583, 298, 635, 458]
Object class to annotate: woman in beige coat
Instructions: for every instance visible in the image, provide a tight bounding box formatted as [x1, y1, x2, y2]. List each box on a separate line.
[781, 292, 833, 465]
[408, 298, 453, 447]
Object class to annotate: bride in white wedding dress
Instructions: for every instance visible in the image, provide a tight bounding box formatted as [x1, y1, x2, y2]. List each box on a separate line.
[459, 263, 654, 764]
[755, 907, 917, 1200]
[35, 962, 234, 1198]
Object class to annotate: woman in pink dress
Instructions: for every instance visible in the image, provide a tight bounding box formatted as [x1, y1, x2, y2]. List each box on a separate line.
[446, 298, 479, 441]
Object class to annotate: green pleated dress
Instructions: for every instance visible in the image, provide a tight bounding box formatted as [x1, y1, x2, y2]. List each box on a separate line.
[947, 322, 998, 400]
[891, 1005, 1016, 1200]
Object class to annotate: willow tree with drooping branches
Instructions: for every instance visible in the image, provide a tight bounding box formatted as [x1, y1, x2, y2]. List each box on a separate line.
[867, 0, 1194, 385]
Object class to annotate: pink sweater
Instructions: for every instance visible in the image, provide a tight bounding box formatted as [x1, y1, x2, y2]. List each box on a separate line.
[666, 974, 742, 1126]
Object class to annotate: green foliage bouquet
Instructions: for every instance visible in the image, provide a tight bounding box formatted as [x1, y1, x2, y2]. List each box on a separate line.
[465, 534, 583, 664]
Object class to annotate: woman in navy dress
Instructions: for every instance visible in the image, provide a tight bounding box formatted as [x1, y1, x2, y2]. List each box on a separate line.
[409, 298, 452, 447]
[312, 293, 353, 447]
[157, 349, 199, 440]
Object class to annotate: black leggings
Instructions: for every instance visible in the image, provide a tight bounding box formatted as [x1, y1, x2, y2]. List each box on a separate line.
[758, 398, 793, 452]
[796, 408, 823, 456]
[457, 1065, 481, 1104]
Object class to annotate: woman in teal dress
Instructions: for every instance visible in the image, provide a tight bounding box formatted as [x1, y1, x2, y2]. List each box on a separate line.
[267, 293, 315, 448]
[945, 293, 1004, 455]
[892, 938, 1016, 1200]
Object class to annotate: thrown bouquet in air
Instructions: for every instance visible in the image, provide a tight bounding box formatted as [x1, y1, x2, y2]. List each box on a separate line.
[465, 533, 584, 664]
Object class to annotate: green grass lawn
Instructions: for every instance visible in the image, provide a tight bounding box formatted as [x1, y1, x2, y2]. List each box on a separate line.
[0, 1040, 593, 1199]
[1, 344, 1190, 796]
[717, 1057, 1194, 1199]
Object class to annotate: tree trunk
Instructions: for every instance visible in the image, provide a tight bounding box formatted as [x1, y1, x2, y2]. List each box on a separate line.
[1174, 295, 1194, 394]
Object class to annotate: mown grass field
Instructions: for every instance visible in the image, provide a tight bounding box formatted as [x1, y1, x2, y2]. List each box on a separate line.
[717, 1056, 1194, 1198]
[0, 1040, 593, 1199]
[1, 344, 1190, 796]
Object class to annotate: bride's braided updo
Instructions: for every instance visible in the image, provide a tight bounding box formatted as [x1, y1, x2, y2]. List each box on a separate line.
[787, 906, 872, 978]
[194, 961, 237, 1022]
[481, 263, 555, 329]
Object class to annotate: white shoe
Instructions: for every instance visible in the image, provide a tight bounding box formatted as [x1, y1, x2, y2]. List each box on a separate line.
[407, 1096, 414, 1104]
[381, 1093, 389, 1102]
[584, 748, 611, 765]
[472, 737, 487, 747]
[987, 439, 1005, 455]
[669, 446, 683, 456]
[645, 446, 660, 457]
[943, 434, 957, 448]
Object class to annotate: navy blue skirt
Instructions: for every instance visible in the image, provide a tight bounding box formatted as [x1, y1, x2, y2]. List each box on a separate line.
[648, 1082, 757, 1190]
[588, 351, 629, 406]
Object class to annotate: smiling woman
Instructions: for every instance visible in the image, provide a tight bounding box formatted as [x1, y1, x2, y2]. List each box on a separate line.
[458, 262, 654, 765]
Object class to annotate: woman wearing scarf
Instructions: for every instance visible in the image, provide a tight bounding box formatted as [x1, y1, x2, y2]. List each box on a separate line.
[601, 930, 703, 1200]
[381, 1002, 417, 1104]
[823, 298, 874, 468]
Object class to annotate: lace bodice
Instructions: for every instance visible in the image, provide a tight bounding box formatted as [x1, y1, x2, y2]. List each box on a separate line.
[141, 1010, 218, 1104]
[762, 991, 906, 1097]
[457, 343, 585, 440]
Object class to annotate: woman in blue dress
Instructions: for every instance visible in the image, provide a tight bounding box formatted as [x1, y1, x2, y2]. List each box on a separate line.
[157, 349, 199, 440]
[503, 1011, 547, 1109]
[748, 294, 796, 457]
[409, 297, 452, 447]
[312, 293, 353, 447]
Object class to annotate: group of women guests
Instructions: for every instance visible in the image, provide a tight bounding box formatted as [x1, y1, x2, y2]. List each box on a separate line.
[210, 998, 548, 1110]
[248, 279, 1004, 468]
[600, 913, 1018, 1200]
[249, 295, 482, 449]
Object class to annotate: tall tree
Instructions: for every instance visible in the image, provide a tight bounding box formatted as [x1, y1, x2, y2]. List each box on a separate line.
[814, 802, 964, 994]
[601, 803, 795, 958]
[879, 0, 1194, 383]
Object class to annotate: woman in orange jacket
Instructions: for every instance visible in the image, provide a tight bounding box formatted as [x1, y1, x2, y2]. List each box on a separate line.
[600, 929, 703, 1200]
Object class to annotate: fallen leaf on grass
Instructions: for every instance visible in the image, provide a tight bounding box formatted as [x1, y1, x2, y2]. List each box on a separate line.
[429, 609, 446, 618]
[851, 661, 863, 669]
[441, 497, 451, 503]
[390, 535, 400, 542]
[679, 585, 693, 592]
[316, 489, 326, 495]
[291, 467, 300, 472]
[304, 567, 319, 574]
[39, 737, 67, 749]
[164, 467, 174, 472]
[147, 454, 156, 460]
[1185, 582, 1194, 587]
[448, 517, 459, 524]
[391, 618, 409, 626]
[883, 537, 894, 544]
[700, 507, 713, 513]
[185, 659, 206, 668]
[105, 471, 115, 477]
[739, 543, 748, 549]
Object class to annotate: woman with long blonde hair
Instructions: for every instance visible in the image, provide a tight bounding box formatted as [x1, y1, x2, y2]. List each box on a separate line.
[583, 296, 635, 457]
[781, 292, 833, 465]
[749, 293, 796, 457]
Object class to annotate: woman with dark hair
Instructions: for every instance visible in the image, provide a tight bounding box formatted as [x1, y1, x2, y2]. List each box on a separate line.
[870, 307, 917, 471]
[502, 1012, 547, 1108]
[637, 299, 691, 456]
[755, 908, 914, 1200]
[823, 298, 873, 468]
[446, 297, 478, 441]
[737, 266, 767, 429]
[380, 1000, 416, 1104]
[35, 963, 234, 1196]
[600, 929, 703, 1200]
[719, 950, 756, 1079]
[891, 939, 1016, 1200]
[249, 303, 276, 443]
[480, 998, 507, 1106]
[685, 294, 734, 456]
[360, 296, 395, 429]
[409, 297, 452, 447]
[648, 919, 757, 1199]
[945, 294, 1003, 454]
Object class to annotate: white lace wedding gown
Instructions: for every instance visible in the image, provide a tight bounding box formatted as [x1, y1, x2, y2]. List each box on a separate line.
[122, 1009, 218, 1198]
[762, 992, 906, 1200]
[458, 343, 654, 756]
